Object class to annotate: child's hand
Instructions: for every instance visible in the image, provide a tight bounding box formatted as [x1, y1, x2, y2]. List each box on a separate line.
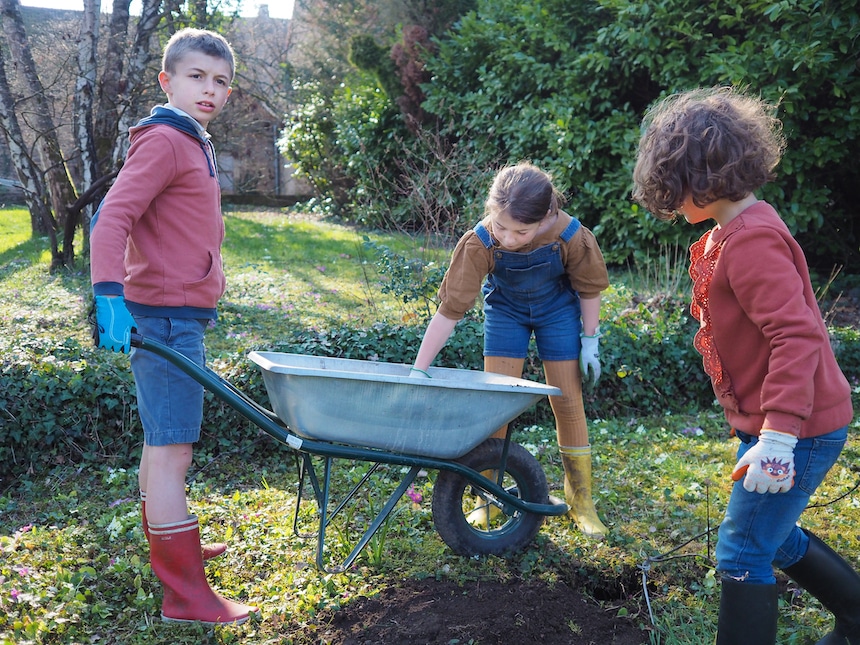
[731, 429, 797, 493]
[579, 328, 601, 386]
[91, 295, 137, 353]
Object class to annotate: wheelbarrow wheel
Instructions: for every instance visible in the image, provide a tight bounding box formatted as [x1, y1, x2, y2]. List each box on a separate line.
[432, 438, 548, 557]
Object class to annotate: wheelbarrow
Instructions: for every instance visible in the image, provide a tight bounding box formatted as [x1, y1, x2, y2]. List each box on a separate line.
[131, 334, 568, 573]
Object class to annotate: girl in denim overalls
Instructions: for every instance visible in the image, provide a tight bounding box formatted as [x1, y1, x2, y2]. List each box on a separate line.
[412, 162, 611, 538]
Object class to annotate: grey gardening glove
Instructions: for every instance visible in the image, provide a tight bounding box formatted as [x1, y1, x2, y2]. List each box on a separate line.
[579, 327, 601, 386]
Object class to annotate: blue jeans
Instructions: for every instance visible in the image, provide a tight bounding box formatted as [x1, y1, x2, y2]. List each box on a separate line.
[130, 316, 208, 446]
[715, 426, 848, 583]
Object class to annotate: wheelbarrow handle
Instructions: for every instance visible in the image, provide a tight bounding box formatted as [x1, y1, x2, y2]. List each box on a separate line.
[128, 332, 301, 448]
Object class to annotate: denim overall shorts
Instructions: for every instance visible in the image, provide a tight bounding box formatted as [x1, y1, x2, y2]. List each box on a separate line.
[475, 219, 582, 361]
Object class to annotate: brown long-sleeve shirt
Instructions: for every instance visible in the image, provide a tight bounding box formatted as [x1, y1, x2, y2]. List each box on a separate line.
[437, 210, 609, 320]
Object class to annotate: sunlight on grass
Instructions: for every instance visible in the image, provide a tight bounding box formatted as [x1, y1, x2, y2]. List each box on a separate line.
[1, 206, 858, 645]
[206, 209, 452, 355]
[0, 207, 31, 251]
[0, 207, 55, 268]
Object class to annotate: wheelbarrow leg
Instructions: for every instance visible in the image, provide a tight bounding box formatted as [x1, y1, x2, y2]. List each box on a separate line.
[293, 452, 325, 539]
[316, 464, 422, 573]
[327, 463, 383, 523]
[294, 453, 384, 538]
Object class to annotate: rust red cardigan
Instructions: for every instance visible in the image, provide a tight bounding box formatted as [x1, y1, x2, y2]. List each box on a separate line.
[689, 201, 853, 439]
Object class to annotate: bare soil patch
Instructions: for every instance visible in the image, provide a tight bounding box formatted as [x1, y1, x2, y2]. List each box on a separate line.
[316, 577, 649, 645]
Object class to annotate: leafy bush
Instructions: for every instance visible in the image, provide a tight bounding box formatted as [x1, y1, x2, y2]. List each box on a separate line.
[0, 297, 705, 477]
[267, 315, 482, 370]
[0, 337, 278, 476]
[361, 237, 447, 320]
[3, 296, 854, 479]
[593, 294, 714, 417]
[832, 328, 860, 381]
[282, 72, 495, 237]
[0, 337, 139, 472]
[420, 0, 860, 267]
[278, 79, 363, 211]
[285, 0, 860, 270]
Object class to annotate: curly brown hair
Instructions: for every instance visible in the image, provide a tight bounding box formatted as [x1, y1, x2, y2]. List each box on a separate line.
[632, 86, 785, 220]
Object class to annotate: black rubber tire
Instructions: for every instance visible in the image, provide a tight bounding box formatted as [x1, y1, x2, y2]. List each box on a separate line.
[432, 438, 549, 556]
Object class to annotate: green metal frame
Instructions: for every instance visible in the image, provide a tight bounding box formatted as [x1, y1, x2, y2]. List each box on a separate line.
[132, 334, 568, 571]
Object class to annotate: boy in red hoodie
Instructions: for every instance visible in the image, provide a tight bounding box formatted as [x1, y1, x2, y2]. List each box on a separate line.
[90, 28, 258, 625]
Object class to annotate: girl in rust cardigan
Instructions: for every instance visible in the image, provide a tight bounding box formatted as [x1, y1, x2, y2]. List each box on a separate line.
[633, 86, 855, 645]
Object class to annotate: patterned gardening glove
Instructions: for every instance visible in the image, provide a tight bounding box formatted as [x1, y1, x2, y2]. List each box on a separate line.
[91, 295, 137, 354]
[579, 327, 601, 386]
[731, 429, 797, 494]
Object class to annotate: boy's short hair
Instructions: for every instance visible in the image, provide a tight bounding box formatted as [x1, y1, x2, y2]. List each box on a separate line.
[632, 86, 785, 219]
[162, 28, 235, 81]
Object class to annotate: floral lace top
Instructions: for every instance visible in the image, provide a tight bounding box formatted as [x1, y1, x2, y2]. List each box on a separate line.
[689, 231, 739, 412]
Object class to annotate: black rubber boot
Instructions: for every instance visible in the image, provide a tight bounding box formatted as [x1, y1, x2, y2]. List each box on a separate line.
[716, 578, 778, 645]
[783, 529, 860, 645]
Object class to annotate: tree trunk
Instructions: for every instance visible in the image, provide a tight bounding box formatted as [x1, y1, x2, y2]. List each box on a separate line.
[71, 0, 99, 263]
[190, 0, 208, 24]
[0, 39, 56, 246]
[111, 0, 162, 165]
[0, 0, 77, 270]
[94, 0, 130, 173]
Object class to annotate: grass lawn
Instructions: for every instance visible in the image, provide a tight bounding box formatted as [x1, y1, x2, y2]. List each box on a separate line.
[1, 206, 858, 644]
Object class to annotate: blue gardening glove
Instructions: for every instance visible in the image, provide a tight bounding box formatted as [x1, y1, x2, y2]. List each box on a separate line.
[92, 295, 137, 353]
[579, 327, 601, 386]
[731, 429, 797, 493]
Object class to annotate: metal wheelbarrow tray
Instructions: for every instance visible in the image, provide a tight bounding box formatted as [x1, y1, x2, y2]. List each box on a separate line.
[133, 335, 568, 572]
[249, 351, 556, 459]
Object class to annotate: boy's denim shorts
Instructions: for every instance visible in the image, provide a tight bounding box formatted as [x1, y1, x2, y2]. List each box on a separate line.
[130, 316, 208, 447]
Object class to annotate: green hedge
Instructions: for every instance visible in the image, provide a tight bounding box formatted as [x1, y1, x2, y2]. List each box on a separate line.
[7, 308, 854, 478]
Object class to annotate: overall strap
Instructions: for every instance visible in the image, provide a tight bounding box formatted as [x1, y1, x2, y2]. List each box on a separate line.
[475, 218, 580, 246]
[473, 222, 494, 249]
[560, 217, 581, 242]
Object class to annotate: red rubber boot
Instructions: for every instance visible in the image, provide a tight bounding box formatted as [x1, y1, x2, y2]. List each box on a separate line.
[141, 492, 227, 560]
[148, 515, 259, 624]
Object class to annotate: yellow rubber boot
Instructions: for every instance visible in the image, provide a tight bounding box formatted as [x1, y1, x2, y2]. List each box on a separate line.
[560, 446, 608, 539]
[465, 470, 502, 528]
